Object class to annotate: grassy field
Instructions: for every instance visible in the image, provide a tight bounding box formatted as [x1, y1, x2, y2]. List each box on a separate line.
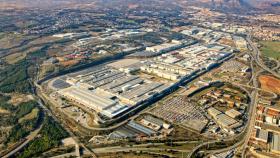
[18, 108, 39, 123]
[0, 33, 25, 49]
[4, 46, 43, 64]
[260, 41, 280, 61]
[4, 52, 27, 64]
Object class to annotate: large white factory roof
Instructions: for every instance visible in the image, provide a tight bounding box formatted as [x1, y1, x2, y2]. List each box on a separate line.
[146, 41, 182, 52]
[59, 86, 116, 111]
[58, 86, 129, 118]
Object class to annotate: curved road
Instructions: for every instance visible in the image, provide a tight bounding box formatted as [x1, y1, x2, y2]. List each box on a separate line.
[1, 100, 45, 158]
[187, 34, 270, 158]
[200, 34, 279, 158]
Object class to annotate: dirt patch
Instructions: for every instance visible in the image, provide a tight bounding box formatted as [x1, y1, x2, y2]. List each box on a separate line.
[4, 52, 27, 64]
[259, 75, 280, 95]
[61, 137, 76, 146]
[8, 93, 33, 105]
[60, 60, 79, 67]
[0, 108, 10, 114]
[218, 38, 235, 47]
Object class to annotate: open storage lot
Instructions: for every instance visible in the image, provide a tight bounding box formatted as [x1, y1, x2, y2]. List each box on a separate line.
[150, 96, 208, 133]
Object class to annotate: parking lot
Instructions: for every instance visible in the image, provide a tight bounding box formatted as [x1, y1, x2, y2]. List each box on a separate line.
[150, 96, 208, 132]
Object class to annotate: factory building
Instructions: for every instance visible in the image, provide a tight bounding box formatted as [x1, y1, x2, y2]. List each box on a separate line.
[183, 119, 209, 133]
[58, 65, 173, 120]
[208, 107, 242, 133]
[119, 82, 168, 105]
[140, 66, 181, 81]
[208, 107, 222, 119]
[127, 120, 156, 136]
[255, 128, 269, 143]
[145, 40, 183, 53]
[53, 32, 89, 39]
[150, 63, 189, 75]
[256, 104, 280, 126]
[140, 115, 171, 131]
[58, 86, 129, 118]
[108, 120, 157, 140]
[225, 109, 242, 119]
[215, 114, 242, 133]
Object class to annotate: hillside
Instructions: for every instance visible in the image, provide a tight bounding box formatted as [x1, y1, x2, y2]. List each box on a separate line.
[188, 0, 280, 13]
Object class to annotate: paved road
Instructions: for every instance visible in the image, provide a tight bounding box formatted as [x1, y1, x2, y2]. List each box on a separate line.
[2, 126, 43, 158]
[202, 34, 280, 158]
[33, 33, 278, 158]
[204, 34, 280, 158]
[271, 58, 280, 71]
[246, 34, 280, 79]
[204, 36, 264, 158]
[50, 141, 198, 158]
[2, 100, 45, 158]
[92, 146, 190, 153]
[187, 35, 267, 158]
[35, 88, 97, 158]
[187, 85, 256, 158]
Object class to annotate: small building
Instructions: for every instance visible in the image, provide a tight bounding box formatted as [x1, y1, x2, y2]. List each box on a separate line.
[215, 114, 240, 132]
[183, 119, 209, 133]
[208, 107, 222, 119]
[259, 99, 272, 106]
[140, 115, 170, 131]
[210, 150, 234, 158]
[255, 129, 269, 143]
[225, 109, 242, 119]
[223, 94, 231, 99]
[145, 41, 183, 54]
[127, 120, 156, 136]
[210, 126, 220, 133]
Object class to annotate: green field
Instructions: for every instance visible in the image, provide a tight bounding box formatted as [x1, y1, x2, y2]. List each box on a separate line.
[260, 41, 280, 61]
[18, 116, 69, 158]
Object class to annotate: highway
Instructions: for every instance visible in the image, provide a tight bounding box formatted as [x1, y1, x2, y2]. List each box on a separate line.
[2, 124, 43, 158]
[187, 34, 270, 158]
[187, 81, 256, 158]
[30, 32, 279, 158]
[34, 88, 97, 158]
[51, 141, 198, 158]
[1, 97, 46, 158]
[246, 34, 280, 79]
[203, 34, 279, 158]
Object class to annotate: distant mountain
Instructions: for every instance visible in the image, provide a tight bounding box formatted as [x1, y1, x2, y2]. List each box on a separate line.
[0, 0, 279, 13]
[188, 0, 280, 13]
[240, 0, 280, 9]
[0, 0, 95, 9]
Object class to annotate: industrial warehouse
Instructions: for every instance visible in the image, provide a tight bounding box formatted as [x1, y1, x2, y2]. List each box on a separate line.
[50, 40, 234, 124]
[140, 43, 232, 81]
[108, 116, 172, 140]
[56, 65, 172, 119]
[4, 1, 280, 157]
[57, 86, 129, 119]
